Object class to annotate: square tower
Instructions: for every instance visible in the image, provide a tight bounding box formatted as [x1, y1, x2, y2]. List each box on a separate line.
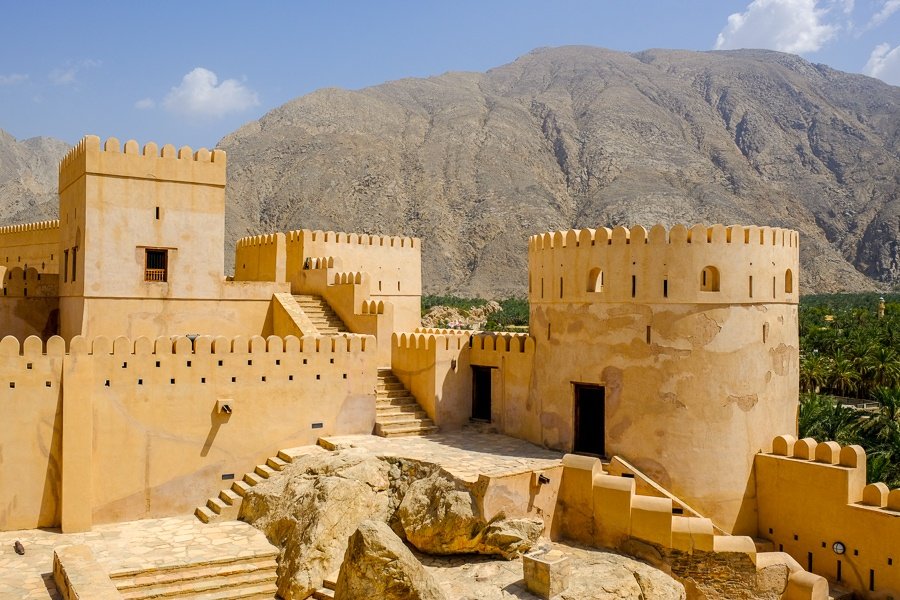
[57, 136, 227, 339]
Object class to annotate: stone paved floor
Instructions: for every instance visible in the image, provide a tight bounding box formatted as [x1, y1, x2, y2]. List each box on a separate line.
[319, 431, 564, 481]
[0, 516, 275, 599]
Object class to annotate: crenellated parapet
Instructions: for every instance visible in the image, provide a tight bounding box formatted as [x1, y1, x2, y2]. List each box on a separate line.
[529, 224, 799, 305]
[0, 220, 60, 236]
[286, 229, 419, 250]
[58, 135, 226, 192]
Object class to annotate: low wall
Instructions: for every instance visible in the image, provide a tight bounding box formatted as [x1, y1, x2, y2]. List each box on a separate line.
[555, 454, 827, 600]
[756, 435, 900, 599]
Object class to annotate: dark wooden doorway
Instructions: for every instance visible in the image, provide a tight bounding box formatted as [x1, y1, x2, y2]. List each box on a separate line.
[471, 366, 492, 421]
[574, 384, 605, 457]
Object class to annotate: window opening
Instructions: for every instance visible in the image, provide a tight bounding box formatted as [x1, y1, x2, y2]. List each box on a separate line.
[785, 269, 794, 294]
[588, 268, 603, 292]
[145, 249, 168, 282]
[701, 266, 720, 291]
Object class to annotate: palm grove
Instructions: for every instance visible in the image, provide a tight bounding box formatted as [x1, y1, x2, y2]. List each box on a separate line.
[799, 293, 900, 487]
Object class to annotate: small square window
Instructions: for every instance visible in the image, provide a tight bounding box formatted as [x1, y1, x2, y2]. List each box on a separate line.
[138, 378, 143, 385]
[303, 358, 308, 365]
[201, 377, 206, 384]
[342, 373, 347, 379]
[316, 374, 321, 380]
[8, 382, 14, 388]
[289, 375, 294, 381]
[155, 361, 160, 368]
[218, 360, 223, 367]
[170, 378, 175, 384]
[248, 359, 252, 366]
[26, 362, 32, 370]
[231, 376, 236, 383]
[186, 360, 191, 367]
[45, 381, 51, 387]
[261, 376, 266, 382]
[276, 359, 281, 366]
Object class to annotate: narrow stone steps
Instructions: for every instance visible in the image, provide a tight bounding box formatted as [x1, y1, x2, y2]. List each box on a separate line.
[376, 411, 429, 424]
[376, 404, 426, 416]
[186, 581, 279, 600]
[195, 446, 324, 524]
[291, 294, 349, 334]
[375, 422, 439, 437]
[373, 368, 437, 438]
[312, 589, 335, 600]
[376, 397, 419, 408]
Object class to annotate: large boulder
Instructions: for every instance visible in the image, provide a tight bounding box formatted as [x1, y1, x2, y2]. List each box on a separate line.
[398, 471, 543, 559]
[240, 449, 395, 600]
[334, 520, 448, 600]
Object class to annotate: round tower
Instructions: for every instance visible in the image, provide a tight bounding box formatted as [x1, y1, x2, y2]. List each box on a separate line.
[528, 223, 799, 534]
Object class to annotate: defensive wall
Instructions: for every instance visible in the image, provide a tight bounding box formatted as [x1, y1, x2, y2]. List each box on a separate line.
[390, 331, 536, 432]
[555, 454, 828, 600]
[0, 220, 61, 339]
[0, 333, 377, 533]
[236, 230, 422, 363]
[756, 435, 900, 599]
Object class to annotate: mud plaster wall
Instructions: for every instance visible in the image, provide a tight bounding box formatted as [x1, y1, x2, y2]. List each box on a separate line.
[528, 301, 799, 536]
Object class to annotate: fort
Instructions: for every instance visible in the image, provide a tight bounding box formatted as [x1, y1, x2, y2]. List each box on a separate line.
[0, 135, 896, 600]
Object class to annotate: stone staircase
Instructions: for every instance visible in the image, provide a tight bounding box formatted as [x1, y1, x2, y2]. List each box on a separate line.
[110, 551, 279, 600]
[292, 294, 349, 334]
[311, 570, 339, 599]
[195, 446, 325, 524]
[374, 368, 438, 437]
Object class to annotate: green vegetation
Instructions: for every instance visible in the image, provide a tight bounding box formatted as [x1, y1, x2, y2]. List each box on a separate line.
[799, 292, 900, 486]
[421, 295, 490, 313]
[484, 297, 529, 331]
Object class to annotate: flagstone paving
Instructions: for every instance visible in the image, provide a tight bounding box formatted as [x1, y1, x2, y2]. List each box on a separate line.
[318, 431, 564, 481]
[0, 516, 275, 599]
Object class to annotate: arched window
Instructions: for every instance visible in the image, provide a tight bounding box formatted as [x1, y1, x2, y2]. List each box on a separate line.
[785, 269, 793, 294]
[700, 266, 720, 292]
[587, 268, 604, 292]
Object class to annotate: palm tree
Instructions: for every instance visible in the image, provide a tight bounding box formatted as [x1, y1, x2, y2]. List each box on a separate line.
[800, 353, 830, 393]
[828, 354, 861, 399]
[862, 346, 900, 390]
[798, 393, 861, 445]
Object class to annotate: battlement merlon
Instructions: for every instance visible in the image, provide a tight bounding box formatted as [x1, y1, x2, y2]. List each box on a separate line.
[58, 135, 226, 193]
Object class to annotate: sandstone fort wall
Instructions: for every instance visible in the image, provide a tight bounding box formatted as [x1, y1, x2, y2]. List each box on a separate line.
[0, 333, 376, 532]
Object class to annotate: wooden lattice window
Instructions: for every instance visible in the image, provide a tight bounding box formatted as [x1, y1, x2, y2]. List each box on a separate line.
[145, 249, 168, 282]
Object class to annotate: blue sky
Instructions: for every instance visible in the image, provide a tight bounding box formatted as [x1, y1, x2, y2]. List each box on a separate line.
[0, 1, 897, 149]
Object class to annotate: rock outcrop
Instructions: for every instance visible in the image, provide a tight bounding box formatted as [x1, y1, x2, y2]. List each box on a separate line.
[398, 472, 542, 559]
[241, 446, 686, 600]
[334, 520, 447, 600]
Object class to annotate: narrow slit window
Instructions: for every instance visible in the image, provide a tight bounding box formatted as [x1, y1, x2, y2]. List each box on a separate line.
[63, 249, 69, 283]
[631, 275, 636, 298]
[155, 206, 160, 220]
[71, 246, 77, 282]
[663, 279, 668, 298]
[145, 249, 168, 282]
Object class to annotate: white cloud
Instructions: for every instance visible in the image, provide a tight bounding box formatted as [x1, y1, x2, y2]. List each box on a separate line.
[0, 73, 28, 85]
[49, 59, 101, 85]
[864, 42, 900, 85]
[162, 67, 259, 118]
[714, 0, 839, 54]
[134, 98, 156, 110]
[868, 0, 900, 27]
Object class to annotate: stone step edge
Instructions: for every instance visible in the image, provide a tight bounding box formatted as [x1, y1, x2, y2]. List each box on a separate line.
[109, 551, 278, 580]
[177, 581, 279, 600]
[115, 559, 277, 591]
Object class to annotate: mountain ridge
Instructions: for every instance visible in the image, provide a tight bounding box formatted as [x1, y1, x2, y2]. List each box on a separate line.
[2, 46, 898, 296]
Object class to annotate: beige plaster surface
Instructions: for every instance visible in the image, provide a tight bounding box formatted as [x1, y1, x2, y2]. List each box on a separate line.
[0, 516, 274, 599]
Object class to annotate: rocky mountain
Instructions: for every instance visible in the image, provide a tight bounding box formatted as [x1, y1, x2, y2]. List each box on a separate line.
[0, 130, 68, 224]
[220, 46, 899, 296]
[1, 47, 898, 296]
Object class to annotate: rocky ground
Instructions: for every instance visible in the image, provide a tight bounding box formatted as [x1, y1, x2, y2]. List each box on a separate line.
[418, 542, 685, 600]
[239, 446, 685, 599]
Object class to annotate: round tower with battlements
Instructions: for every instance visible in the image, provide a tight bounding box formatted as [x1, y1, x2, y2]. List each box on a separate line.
[527, 223, 799, 534]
